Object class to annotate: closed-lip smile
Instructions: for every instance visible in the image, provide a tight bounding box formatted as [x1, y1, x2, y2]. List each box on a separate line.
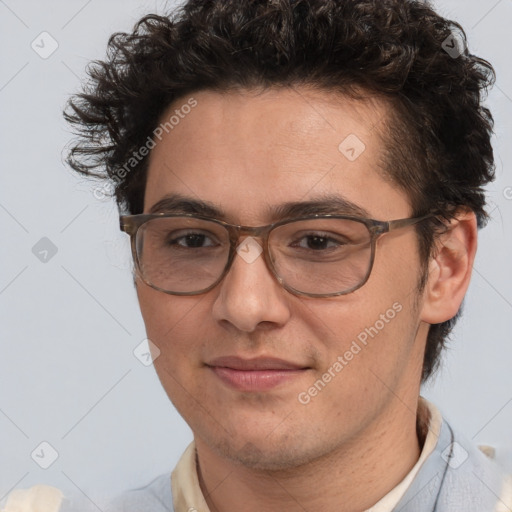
[206, 356, 310, 391]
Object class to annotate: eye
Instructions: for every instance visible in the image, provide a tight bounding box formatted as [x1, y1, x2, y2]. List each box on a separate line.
[293, 233, 347, 251]
[168, 231, 219, 248]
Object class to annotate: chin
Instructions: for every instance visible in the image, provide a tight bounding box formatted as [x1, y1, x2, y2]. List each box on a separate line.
[202, 426, 330, 472]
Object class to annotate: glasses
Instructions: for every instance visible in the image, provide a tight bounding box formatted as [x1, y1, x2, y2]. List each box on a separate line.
[120, 213, 431, 298]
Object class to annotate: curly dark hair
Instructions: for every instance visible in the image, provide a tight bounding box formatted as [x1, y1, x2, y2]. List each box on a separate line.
[64, 0, 496, 382]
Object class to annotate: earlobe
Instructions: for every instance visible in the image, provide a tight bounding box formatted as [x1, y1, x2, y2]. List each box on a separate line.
[420, 211, 478, 324]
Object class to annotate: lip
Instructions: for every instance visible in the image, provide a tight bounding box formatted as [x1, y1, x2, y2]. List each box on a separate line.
[206, 356, 310, 392]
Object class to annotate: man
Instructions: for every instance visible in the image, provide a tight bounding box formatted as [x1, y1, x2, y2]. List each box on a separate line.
[4, 0, 509, 511]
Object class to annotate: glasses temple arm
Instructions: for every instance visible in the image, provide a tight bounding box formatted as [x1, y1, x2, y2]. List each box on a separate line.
[387, 214, 433, 232]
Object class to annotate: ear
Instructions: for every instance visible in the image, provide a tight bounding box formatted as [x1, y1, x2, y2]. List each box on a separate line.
[420, 210, 478, 324]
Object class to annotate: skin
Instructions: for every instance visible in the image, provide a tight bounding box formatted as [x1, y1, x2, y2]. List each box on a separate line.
[136, 87, 477, 512]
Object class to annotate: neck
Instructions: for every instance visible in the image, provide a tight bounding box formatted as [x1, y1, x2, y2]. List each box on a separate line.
[195, 398, 426, 512]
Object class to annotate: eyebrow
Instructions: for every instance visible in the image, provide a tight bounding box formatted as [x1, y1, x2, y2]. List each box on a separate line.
[148, 192, 370, 221]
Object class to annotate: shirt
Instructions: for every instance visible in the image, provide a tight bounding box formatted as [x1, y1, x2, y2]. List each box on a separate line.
[108, 397, 511, 512]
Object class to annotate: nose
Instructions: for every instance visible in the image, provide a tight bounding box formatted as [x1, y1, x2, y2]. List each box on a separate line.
[211, 237, 292, 332]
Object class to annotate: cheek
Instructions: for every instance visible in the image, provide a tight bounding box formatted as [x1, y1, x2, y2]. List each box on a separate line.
[296, 237, 424, 381]
[296, 294, 422, 419]
[138, 280, 199, 336]
[300, 295, 413, 362]
[136, 283, 210, 415]
[136, 281, 206, 371]
[376, 231, 425, 298]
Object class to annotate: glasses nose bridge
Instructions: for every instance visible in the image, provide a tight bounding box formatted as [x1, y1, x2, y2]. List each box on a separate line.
[225, 223, 275, 278]
[228, 223, 274, 246]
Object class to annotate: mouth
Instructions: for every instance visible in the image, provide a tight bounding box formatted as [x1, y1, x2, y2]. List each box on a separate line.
[206, 356, 311, 392]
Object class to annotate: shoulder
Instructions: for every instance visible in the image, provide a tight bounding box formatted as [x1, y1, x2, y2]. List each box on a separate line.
[102, 473, 173, 512]
[441, 424, 512, 510]
[0, 485, 101, 512]
[396, 401, 511, 511]
[1, 485, 63, 512]
[429, 419, 511, 511]
[1, 474, 173, 512]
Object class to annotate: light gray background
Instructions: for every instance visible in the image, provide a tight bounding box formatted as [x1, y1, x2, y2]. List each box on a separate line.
[1, 0, 511, 504]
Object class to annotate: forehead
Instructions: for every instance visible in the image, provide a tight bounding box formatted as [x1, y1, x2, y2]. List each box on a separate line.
[144, 87, 410, 222]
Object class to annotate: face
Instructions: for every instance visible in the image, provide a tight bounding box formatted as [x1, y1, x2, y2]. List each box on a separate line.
[137, 87, 429, 470]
